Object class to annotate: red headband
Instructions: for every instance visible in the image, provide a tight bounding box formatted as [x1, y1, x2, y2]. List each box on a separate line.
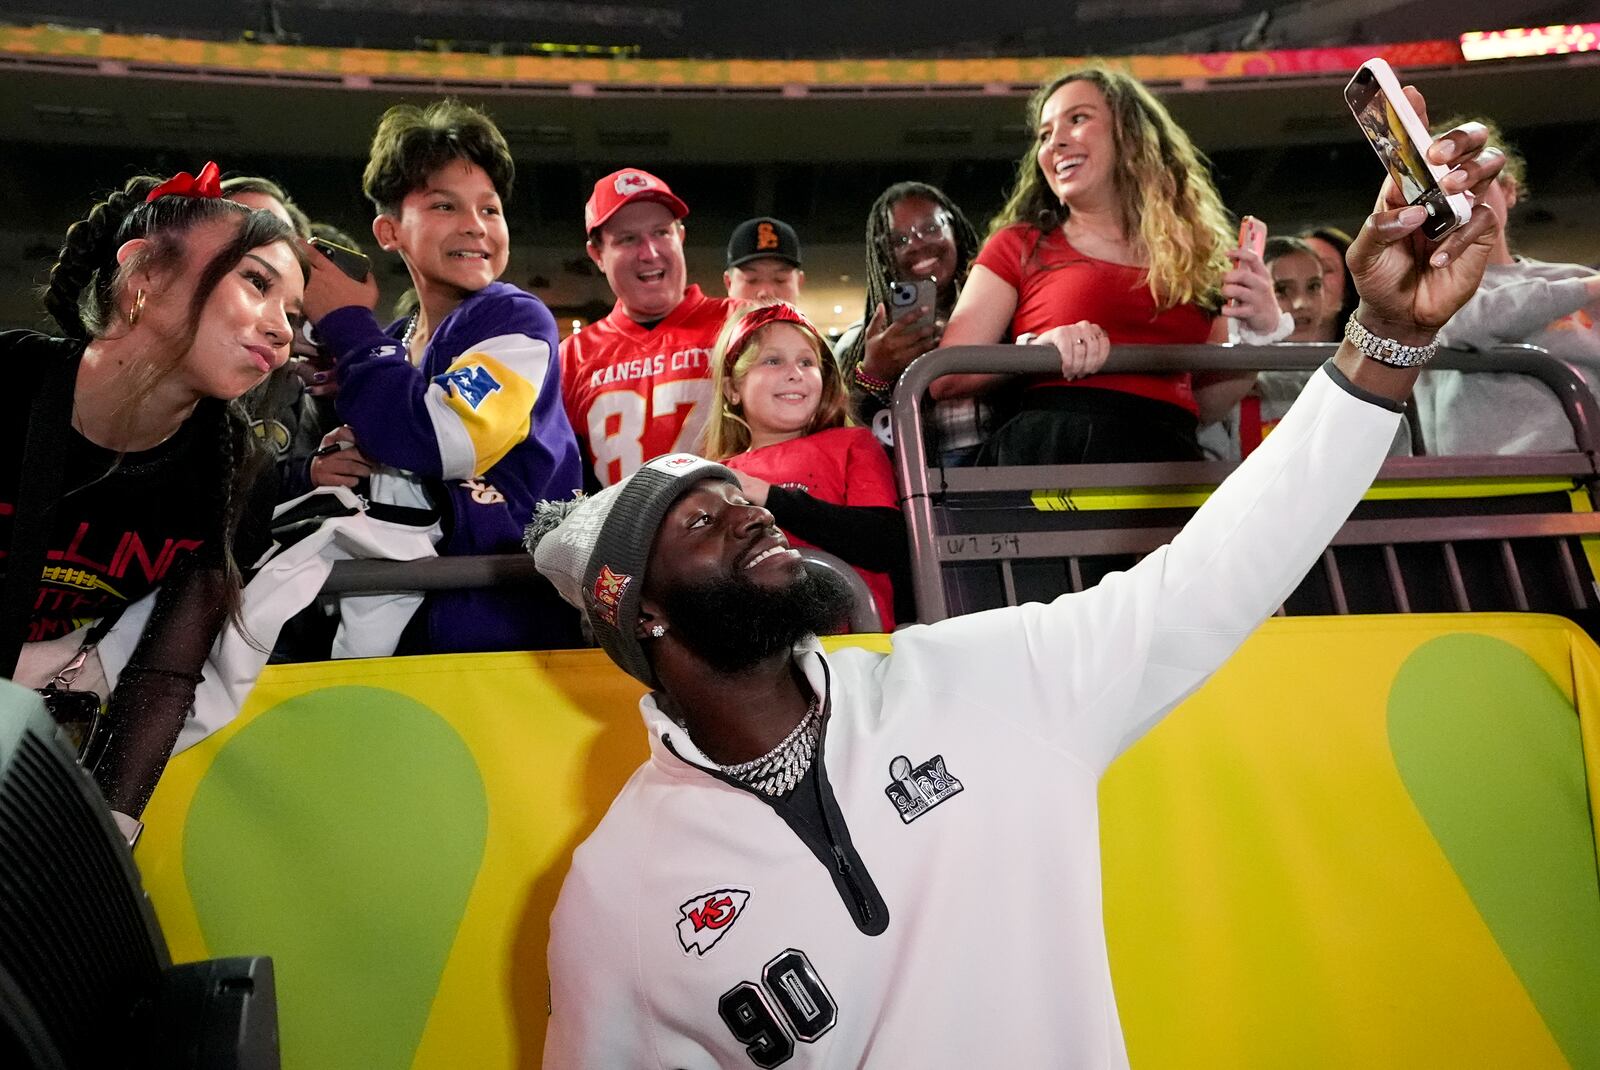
[146, 161, 223, 204]
[722, 303, 821, 374]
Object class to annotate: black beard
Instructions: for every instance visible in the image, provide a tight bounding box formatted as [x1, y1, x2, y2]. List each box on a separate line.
[659, 564, 858, 674]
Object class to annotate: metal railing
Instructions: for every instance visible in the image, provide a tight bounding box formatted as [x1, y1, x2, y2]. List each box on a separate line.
[318, 545, 884, 634]
[891, 343, 1600, 624]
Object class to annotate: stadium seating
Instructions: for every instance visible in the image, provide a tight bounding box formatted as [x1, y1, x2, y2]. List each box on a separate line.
[316, 545, 884, 635]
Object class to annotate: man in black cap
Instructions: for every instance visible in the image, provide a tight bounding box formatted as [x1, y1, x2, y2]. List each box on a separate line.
[724, 216, 805, 304]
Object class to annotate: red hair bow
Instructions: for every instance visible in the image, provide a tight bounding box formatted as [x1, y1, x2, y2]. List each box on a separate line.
[722, 302, 820, 373]
[145, 161, 224, 204]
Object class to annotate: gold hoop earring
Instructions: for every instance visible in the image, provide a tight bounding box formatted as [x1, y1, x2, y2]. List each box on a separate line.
[127, 288, 146, 328]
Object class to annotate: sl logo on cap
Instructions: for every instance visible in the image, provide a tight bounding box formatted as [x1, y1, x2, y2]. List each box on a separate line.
[614, 172, 653, 195]
[591, 564, 632, 627]
[756, 222, 780, 250]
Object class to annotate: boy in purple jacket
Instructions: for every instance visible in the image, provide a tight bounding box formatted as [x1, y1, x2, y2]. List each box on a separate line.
[302, 99, 583, 652]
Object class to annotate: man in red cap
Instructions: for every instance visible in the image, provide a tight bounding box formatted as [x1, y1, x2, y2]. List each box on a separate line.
[561, 168, 739, 488]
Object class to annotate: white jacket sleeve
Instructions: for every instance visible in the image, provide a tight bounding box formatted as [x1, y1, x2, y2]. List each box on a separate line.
[893, 364, 1401, 772]
[543, 851, 653, 1068]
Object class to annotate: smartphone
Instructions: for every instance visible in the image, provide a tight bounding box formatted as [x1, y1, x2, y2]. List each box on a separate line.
[309, 236, 372, 283]
[888, 278, 937, 330]
[1237, 215, 1267, 259]
[1228, 216, 1268, 308]
[36, 685, 102, 760]
[1344, 59, 1470, 241]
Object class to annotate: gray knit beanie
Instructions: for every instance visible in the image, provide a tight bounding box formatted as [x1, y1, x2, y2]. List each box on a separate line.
[525, 453, 739, 687]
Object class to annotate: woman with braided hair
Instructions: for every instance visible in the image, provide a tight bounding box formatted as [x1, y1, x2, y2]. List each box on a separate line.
[834, 181, 991, 462]
[0, 162, 305, 834]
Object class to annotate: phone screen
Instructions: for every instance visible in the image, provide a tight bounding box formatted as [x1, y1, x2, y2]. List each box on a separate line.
[1344, 66, 1465, 238]
[1351, 80, 1431, 203]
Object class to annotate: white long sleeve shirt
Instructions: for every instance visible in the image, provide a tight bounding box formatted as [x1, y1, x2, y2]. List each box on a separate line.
[544, 364, 1402, 1069]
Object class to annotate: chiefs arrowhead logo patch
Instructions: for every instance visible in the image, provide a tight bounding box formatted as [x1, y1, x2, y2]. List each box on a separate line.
[676, 887, 751, 956]
[614, 171, 653, 195]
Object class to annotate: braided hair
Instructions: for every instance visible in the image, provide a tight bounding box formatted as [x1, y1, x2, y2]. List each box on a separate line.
[43, 177, 156, 341]
[44, 176, 301, 625]
[837, 181, 981, 377]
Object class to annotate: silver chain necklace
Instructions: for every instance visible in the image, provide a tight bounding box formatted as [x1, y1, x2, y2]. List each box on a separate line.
[716, 698, 821, 798]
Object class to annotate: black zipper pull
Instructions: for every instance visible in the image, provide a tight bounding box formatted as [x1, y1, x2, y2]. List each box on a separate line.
[831, 845, 874, 923]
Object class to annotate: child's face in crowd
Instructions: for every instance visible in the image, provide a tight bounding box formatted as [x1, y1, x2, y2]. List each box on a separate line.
[589, 200, 688, 320]
[1269, 251, 1327, 342]
[379, 159, 508, 299]
[888, 196, 957, 290]
[730, 323, 824, 444]
[726, 257, 802, 304]
[1301, 235, 1347, 329]
[170, 224, 301, 399]
[1037, 79, 1116, 209]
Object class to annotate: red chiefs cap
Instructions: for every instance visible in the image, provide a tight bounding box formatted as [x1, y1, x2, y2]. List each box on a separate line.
[584, 168, 690, 234]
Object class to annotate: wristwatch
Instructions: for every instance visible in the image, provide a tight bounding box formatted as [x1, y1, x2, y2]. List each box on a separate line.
[1345, 313, 1438, 367]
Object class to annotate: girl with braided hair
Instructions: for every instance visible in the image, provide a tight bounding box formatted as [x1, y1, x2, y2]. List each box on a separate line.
[834, 182, 990, 462]
[220, 174, 340, 501]
[937, 67, 1288, 465]
[1, 162, 305, 831]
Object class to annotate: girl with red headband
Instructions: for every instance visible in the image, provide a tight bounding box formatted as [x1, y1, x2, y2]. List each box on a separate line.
[0, 162, 306, 833]
[702, 302, 909, 629]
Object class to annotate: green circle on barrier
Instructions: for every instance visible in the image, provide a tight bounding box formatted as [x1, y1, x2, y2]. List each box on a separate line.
[1388, 634, 1600, 1069]
[184, 686, 488, 1070]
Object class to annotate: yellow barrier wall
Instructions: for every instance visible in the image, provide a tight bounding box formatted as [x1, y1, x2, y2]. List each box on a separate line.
[137, 616, 1600, 1069]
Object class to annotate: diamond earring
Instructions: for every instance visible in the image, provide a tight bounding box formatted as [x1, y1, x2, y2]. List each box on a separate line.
[650, 624, 666, 638]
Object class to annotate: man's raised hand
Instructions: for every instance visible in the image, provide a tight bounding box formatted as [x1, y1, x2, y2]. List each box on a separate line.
[1345, 87, 1505, 346]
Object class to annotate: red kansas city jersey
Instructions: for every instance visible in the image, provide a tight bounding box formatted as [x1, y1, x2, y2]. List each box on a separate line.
[560, 285, 737, 487]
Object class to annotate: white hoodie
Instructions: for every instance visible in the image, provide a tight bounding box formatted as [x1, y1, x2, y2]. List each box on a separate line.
[545, 364, 1401, 1069]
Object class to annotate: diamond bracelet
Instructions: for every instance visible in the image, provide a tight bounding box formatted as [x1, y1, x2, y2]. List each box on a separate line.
[1344, 313, 1438, 368]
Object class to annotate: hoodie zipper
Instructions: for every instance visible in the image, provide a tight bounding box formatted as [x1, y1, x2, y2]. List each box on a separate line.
[811, 705, 875, 926]
[660, 656, 889, 936]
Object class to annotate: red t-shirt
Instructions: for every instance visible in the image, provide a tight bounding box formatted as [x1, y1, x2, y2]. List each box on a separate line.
[973, 223, 1214, 415]
[724, 426, 899, 630]
[560, 285, 737, 487]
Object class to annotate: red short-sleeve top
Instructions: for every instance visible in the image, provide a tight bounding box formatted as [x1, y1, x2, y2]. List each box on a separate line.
[973, 223, 1215, 415]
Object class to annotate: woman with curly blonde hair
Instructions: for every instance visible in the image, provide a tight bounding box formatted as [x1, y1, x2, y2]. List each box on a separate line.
[937, 66, 1287, 464]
